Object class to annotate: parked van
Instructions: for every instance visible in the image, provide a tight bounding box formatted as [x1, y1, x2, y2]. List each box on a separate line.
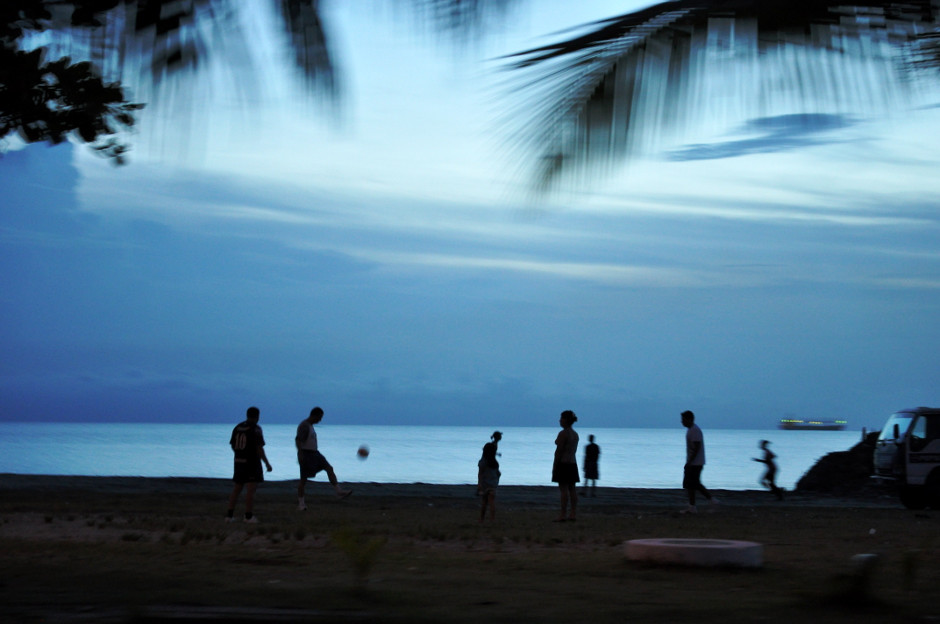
[872, 407, 940, 509]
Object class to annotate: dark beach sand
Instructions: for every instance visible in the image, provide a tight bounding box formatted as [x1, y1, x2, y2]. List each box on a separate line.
[1, 475, 935, 623]
[0, 473, 901, 507]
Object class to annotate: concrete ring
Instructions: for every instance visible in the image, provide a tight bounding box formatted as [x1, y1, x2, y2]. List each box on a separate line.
[625, 538, 763, 568]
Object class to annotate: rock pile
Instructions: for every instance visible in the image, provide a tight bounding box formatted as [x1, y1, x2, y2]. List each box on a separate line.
[796, 431, 881, 495]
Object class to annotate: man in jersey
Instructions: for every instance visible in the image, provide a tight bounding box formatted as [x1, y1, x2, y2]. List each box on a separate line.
[296, 406, 352, 510]
[681, 410, 717, 513]
[226, 406, 272, 523]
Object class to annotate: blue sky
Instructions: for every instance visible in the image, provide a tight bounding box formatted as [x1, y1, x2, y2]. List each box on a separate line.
[1, 1, 938, 428]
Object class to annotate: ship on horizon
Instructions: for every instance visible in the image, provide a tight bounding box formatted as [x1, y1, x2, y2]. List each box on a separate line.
[779, 417, 847, 431]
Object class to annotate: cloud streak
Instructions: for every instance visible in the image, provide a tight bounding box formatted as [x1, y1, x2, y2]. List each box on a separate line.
[667, 114, 857, 161]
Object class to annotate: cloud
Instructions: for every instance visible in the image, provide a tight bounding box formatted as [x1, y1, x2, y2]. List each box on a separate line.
[667, 113, 856, 161]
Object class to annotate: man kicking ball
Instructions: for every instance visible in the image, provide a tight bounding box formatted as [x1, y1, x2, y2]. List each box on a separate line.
[296, 406, 352, 510]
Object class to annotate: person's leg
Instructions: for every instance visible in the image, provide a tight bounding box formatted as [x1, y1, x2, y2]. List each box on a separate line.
[325, 465, 339, 488]
[558, 484, 569, 520]
[320, 455, 352, 497]
[324, 465, 352, 497]
[489, 491, 496, 521]
[227, 483, 243, 518]
[696, 468, 717, 506]
[297, 476, 308, 510]
[683, 466, 696, 507]
[696, 467, 712, 501]
[567, 483, 578, 520]
[769, 471, 783, 499]
[297, 452, 310, 510]
[244, 482, 258, 518]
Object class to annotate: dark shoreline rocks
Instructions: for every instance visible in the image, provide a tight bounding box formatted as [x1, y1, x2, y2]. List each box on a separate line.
[796, 431, 882, 495]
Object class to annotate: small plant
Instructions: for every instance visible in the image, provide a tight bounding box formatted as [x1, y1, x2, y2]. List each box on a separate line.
[331, 528, 387, 590]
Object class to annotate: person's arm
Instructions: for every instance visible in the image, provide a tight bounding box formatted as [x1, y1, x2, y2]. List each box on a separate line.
[259, 445, 272, 472]
[687, 441, 701, 465]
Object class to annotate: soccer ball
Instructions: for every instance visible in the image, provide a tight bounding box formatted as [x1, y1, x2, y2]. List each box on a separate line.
[357, 445, 370, 459]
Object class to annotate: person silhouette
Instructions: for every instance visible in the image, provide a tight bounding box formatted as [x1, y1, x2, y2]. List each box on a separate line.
[477, 431, 502, 522]
[680, 410, 717, 513]
[226, 406, 272, 523]
[552, 410, 580, 521]
[753, 440, 785, 500]
[295, 406, 352, 510]
[582, 434, 600, 497]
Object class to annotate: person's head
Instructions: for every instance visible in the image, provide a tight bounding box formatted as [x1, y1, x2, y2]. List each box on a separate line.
[246, 406, 260, 422]
[559, 410, 577, 428]
[491, 431, 502, 442]
[681, 410, 695, 428]
[589, 434, 595, 442]
[759, 439, 769, 449]
[308, 406, 324, 423]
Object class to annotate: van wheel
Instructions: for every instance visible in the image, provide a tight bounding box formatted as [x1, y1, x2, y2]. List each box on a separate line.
[899, 486, 927, 510]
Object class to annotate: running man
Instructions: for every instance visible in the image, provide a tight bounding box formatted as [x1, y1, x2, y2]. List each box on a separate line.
[753, 439, 785, 500]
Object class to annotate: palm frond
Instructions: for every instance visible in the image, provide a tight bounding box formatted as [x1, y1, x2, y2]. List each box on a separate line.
[29, 1, 337, 103]
[278, 0, 338, 97]
[412, 0, 522, 42]
[504, 0, 940, 193]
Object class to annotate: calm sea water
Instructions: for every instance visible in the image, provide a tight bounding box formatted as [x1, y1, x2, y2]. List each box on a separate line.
[0, 423, 866, 490]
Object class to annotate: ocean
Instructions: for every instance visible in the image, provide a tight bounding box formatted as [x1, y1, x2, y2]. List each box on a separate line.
[0, 423, 867, 491]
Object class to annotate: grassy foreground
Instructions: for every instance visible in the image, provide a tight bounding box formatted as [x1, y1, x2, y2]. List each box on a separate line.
[0, 476, 937, 623]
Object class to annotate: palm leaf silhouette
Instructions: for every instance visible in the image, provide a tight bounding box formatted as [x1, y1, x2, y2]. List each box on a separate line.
[503, 0, 940, 193]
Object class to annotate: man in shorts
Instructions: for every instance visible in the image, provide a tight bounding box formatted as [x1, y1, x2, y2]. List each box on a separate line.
[226, 406, 272, 523]
[681, 410, 717, 513]
[296, 406, 352, 510]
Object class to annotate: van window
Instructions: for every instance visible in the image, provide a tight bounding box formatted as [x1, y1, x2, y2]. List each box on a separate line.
[878, 413, 913, 442]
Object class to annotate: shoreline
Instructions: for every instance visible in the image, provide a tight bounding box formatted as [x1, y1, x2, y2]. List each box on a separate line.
[0, 473, 901, 509]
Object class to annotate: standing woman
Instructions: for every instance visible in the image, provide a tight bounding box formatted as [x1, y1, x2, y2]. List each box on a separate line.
[552, 410, 580, 522]
[477, 431, 502, 522]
